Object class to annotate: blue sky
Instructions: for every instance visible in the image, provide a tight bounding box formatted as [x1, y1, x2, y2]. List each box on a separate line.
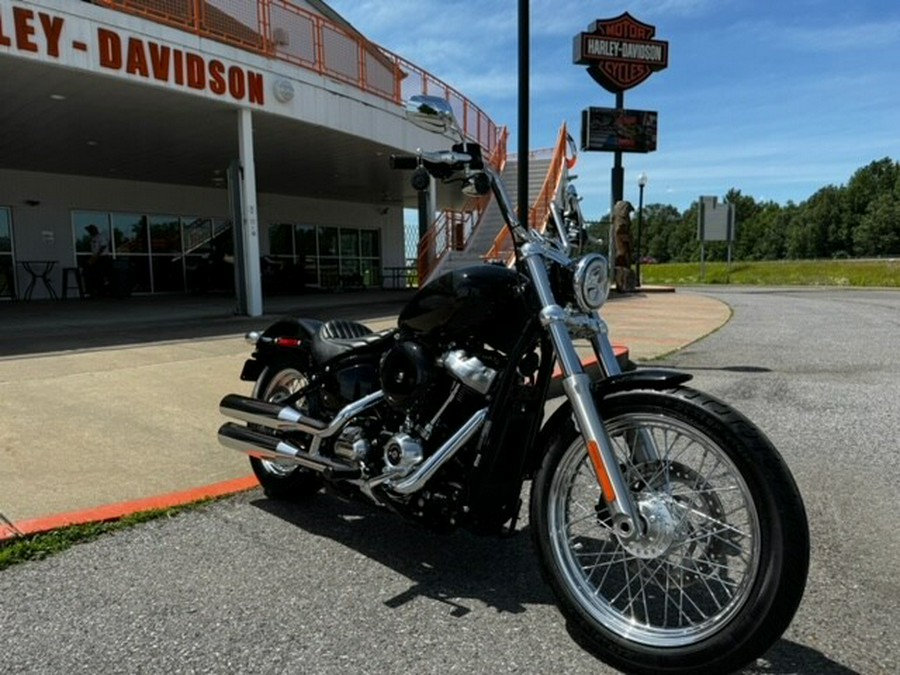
[327, 0, 900, 219]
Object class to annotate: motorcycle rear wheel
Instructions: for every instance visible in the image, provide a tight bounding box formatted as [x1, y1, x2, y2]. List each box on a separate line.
[530, 387, 809, 675]
[249, 365, 321, 500]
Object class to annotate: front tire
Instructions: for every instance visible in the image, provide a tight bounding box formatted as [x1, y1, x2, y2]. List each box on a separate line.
[249, 365, 321, 501]
[531, 387, 809, 675]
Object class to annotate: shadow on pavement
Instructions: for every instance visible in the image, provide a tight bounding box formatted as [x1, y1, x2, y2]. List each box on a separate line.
[255, 492, 860, 675]
[251, 492, 554, 616]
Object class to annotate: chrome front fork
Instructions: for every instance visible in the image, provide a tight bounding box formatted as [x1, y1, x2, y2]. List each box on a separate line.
[522, 246, 643, 541]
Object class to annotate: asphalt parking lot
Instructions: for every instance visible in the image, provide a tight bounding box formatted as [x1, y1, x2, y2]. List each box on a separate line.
[2, 287, 897, 674]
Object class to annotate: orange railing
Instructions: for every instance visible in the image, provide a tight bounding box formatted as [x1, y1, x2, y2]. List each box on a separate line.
[95, 0, 501, 150]
[415, 127, 509, 283]
[483, 123, 570, 267]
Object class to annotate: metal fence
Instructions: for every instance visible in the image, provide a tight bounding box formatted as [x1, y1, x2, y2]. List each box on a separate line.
[96, 0, 500, 150]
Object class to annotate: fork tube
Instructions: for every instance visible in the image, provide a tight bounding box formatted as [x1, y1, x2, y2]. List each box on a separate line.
[590, 321, 623, 378]
[589, 326, 660, 463]
[521, 245, 641, 540]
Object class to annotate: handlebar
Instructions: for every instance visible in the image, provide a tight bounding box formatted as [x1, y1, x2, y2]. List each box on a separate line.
[390, 150, 473, 175]
[390, 146, 530, 248]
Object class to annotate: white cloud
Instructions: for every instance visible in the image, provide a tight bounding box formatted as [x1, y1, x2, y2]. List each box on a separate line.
[322, 0, 900, 212]
[740, 18, 900, 52]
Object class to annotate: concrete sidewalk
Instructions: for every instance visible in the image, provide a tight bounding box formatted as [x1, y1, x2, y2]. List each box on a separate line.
[0, 288, 730, 536]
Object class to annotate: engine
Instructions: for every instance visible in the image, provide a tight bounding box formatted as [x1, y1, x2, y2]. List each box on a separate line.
[381, 345, 497, 462]
[355, 343, 494, 457]
[366, 340, 501, 526]
[321, 338, 504, 529]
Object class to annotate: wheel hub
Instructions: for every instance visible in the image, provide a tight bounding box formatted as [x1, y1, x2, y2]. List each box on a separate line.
[622, 493, 684, 559]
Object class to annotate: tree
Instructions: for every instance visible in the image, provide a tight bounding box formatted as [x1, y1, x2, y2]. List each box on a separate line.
[845, 158, 900, 215]
[737, 201, 786, 260]
[784, 186, 845, 258]
[853, 193, 900, 256]
[638, 204, 681, 262]
[588, 156, 899, 262]
[724, 189, 762, 225]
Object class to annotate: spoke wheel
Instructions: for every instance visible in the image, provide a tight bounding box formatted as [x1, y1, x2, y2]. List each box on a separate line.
[551, 414, 760, 646]
[531, 387, 809, 675]
[249, 366, 321, 500]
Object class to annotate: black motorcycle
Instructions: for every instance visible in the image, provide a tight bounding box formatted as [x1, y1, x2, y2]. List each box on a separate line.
[218, 96, 809, 675]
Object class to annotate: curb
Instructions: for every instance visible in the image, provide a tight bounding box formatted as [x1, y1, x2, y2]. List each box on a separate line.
[0, 476, 259, 542]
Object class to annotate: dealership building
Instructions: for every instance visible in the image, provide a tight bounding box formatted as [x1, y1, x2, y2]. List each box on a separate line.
[0, 0, 504, 313]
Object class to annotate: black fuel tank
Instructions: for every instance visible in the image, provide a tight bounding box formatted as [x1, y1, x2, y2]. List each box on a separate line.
[398, 264, 531, 352]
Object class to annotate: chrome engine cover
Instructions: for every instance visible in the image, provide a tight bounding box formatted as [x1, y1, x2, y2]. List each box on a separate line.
[383, 433, 424, 474]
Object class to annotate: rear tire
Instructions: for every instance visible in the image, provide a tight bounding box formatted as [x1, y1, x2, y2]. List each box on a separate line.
[530, 387, 809, 675]
[249, 365, 321, 501]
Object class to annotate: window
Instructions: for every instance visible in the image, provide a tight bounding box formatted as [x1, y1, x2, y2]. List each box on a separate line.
[148, 215, 182, 292]
[360, 229, 380, 257]
[111, 212, 150, 293]
[296, 224, 317, 286]
[73, 212, 111, 254]
[72, 210, 232, 294]
[267, 222, 381, 289]
[340, 229, 359, 258]
[112, 213, 148, 254]
[318, 226, 339, 256]
[269, 223, 294, 257]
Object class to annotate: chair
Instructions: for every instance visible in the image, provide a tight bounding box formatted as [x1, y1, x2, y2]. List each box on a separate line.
[61, 266, 85, 299]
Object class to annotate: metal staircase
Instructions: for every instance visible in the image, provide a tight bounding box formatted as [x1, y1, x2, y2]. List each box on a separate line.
[426, 154, 553, 278]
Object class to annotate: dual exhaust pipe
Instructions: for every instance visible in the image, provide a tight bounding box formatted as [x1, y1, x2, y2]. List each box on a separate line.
[217, 390, 383, 479]
[217, 391, 487, 494]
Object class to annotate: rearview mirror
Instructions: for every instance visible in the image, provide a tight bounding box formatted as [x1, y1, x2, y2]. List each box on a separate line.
[405, 95, 461, 138]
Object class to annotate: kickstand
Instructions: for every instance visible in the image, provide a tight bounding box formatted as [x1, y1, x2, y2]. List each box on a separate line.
[500, 498, 523, 538]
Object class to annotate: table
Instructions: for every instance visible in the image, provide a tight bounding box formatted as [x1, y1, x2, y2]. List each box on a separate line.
[17, 260, 59, 300]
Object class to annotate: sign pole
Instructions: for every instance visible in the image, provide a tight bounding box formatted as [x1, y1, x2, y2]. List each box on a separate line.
[518, 0, 530, 230]
[609, 91, 625, 266]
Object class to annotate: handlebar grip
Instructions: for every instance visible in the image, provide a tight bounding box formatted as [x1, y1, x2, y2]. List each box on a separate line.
[389, 155, 419, 170]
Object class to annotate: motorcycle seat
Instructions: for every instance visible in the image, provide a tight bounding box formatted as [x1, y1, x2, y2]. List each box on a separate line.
[312, 319, 393, 364]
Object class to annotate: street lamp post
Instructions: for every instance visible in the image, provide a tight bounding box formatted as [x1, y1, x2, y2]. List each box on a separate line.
[635, 172, 648, 287]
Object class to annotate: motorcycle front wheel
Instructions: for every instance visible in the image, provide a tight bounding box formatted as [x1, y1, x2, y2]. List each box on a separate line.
[249, 365, 322, 501]
[530, 387, 809, 675]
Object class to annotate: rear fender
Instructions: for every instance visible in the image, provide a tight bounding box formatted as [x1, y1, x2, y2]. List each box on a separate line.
[529, 369, 693, 473]
[239, 317, 322, 382]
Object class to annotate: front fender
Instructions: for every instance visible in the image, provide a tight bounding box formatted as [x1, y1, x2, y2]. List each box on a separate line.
[530, 369, 692, 475]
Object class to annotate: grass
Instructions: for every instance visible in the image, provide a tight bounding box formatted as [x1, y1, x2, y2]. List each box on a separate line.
[0, 501, 214, 572]
[640, 259, 900, 287]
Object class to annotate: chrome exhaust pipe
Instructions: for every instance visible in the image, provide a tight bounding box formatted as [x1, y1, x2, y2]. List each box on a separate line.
[217, 422, 360, 478]
[386, 408, 487, 495]
[219, 394, 327, 434]
[219, 390, 384, 438]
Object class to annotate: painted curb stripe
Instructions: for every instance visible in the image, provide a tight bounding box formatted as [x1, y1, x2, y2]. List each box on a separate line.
[1, 476, 260, 541]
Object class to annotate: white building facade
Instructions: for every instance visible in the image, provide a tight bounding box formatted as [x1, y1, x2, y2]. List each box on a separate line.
[0, 0, 501, 312]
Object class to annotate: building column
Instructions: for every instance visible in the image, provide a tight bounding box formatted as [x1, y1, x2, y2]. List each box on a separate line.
[238, 108, 263, 316]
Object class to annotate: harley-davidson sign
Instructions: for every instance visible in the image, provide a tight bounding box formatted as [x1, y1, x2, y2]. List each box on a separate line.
[573, 13, 668, 93]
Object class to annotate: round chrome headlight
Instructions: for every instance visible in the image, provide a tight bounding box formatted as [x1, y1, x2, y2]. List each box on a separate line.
[572, 253, 610, 311]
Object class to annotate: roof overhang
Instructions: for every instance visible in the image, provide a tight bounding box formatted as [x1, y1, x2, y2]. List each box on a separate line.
[0, 1, 463, 210]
